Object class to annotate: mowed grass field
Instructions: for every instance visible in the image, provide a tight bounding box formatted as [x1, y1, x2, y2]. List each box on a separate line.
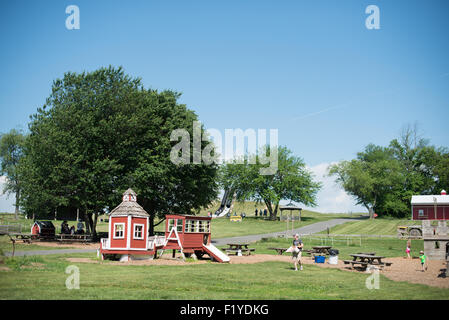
[1, 251, 448, 300]
[316, 218, 419, 236]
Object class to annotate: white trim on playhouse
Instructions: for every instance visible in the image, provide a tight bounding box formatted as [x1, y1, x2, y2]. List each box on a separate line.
[113, 223, 125, 239]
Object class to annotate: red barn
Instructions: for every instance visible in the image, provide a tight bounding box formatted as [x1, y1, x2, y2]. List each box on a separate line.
[411, 190, 449, 220]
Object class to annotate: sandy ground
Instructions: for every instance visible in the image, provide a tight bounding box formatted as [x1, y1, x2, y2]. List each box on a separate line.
[65, 253, 449, 289]
[33, 241, 100, 249]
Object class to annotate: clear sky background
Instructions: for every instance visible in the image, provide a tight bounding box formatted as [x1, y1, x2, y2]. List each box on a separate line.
[1, 0, 448, 213]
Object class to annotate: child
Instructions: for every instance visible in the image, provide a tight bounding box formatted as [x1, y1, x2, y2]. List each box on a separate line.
[419, 250, 428, 272]
[406, 240, 411, 259]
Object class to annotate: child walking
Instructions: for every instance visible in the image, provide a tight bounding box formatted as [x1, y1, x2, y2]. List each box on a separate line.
[419, 250, 428, 272]
[406, 240, 411, 259]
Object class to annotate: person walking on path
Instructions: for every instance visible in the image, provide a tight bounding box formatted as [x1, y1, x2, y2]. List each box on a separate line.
[292, 233, 304, 271]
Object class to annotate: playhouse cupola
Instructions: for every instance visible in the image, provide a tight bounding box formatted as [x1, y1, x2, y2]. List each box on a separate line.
[442, 190, 447, 195]
[123, 188, 137, 202]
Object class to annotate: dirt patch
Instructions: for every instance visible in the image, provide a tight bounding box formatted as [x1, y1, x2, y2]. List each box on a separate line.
[0, 266, 10, 271]
[33, 241, 100, 249]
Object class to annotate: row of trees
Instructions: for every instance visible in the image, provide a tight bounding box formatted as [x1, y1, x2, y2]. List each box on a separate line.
[329, 124, 449, 218]
[0, 66, 322, 235]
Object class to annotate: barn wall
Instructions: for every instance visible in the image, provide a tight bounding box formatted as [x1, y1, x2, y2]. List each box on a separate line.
[412, 205, 449, 220]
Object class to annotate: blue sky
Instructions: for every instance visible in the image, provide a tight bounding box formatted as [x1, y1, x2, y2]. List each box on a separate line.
[1, 0, 448, 213]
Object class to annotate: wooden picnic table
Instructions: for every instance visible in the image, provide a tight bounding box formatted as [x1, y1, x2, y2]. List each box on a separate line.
[343, 254, 392, 270]
[8, 233, 37, 243]
[269, 247, 288, 255]
[224, 243, 255, 256]
[55, 233, 92, 243]
[306, 246, 332, 257]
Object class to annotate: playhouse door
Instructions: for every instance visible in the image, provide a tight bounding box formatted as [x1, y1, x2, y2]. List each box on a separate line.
[203, 234, 208, 245]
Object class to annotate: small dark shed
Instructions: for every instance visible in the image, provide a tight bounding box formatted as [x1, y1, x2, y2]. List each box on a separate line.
[31, 221, 55, 239]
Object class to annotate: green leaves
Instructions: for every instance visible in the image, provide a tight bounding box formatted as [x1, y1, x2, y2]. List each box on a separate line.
[220, 146, 321, 219]
[18, 66, 219, 232]
[329, 132, 449, 218]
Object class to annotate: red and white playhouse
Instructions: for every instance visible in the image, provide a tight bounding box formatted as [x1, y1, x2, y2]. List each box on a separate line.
[100, 188, 229, 262]
[411, 190, 449, 220]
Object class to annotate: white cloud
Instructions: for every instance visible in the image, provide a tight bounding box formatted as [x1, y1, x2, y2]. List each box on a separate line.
[302, 162, 367, 214]
[0, 176, 15, 213]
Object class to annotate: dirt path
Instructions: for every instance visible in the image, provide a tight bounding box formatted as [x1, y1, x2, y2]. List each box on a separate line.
[65, 254, 449, 289]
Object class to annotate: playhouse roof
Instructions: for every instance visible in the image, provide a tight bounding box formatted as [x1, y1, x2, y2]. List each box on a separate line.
[411, 195, 449, 205]
[109, 200, 150, 217]
[109, 188, 149, 217]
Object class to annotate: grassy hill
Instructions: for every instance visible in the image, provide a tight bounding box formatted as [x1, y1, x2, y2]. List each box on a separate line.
[316, 218, 419, 236]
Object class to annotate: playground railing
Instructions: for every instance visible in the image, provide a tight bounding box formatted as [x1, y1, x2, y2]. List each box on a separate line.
[101, 238, 110, 249]
[148, 235, 165, 249]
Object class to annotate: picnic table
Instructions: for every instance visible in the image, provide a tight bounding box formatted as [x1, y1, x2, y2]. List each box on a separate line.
[224, 243, 255, 256]
[343, 253, 392, 270]
[306, 246, 332, 257]
[269, 247, 288, 255]
[55, 233, 92, 243]
[8, 233, 37, 243]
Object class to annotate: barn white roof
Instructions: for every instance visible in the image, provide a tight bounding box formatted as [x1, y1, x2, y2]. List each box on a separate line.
[411, 195, 449, 205]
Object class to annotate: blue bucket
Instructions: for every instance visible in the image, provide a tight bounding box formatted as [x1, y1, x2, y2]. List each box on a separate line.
[314, 255, 325, 263]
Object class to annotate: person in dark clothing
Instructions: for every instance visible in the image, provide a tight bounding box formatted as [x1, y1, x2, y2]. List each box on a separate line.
[61, 221, 70, 234]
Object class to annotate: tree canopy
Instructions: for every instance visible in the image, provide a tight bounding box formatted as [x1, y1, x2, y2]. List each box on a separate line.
[0, 129, 25, 218]
[18, 66, 219, 235]
[329, 125, 449, 218]
[220, 146, 321, 220]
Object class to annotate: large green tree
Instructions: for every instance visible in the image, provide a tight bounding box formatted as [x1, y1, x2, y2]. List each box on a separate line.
[220, 146, 321, 220]
[19, 66, 219, 236]
[328, 144, 403, 219]
[0, 129, 25, 218]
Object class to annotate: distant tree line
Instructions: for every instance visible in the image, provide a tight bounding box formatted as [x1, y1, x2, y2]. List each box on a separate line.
[328, 124, 449, 219]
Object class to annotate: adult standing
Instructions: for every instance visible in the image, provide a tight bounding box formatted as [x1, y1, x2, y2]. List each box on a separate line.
[292, 233, 304, 271]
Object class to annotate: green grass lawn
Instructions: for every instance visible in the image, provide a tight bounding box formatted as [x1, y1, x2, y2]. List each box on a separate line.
[0, 251, 447, 300]
[317, 218, 419, 236]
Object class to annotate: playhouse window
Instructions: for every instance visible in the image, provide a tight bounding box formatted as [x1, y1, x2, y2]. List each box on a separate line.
[168, 219, 175, 231]
[176, 219, 183, 232]
[204, 221, 210, 233]
[198, 220, 205, 232]
[114, 223, 125, 239]
[134, 224, 144, 239]
[418, 209, 425, 217]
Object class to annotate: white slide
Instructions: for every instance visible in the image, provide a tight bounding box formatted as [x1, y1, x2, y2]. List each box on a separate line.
[203, 244, 230, 263]
[213, 206, 230, 218]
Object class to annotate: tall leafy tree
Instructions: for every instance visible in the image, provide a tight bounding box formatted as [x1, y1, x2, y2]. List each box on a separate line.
[19, 66, 219, 236]
[0, 129, 25, 218]
[220, 146, 321, 220]
[328, 144, 403, 219]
